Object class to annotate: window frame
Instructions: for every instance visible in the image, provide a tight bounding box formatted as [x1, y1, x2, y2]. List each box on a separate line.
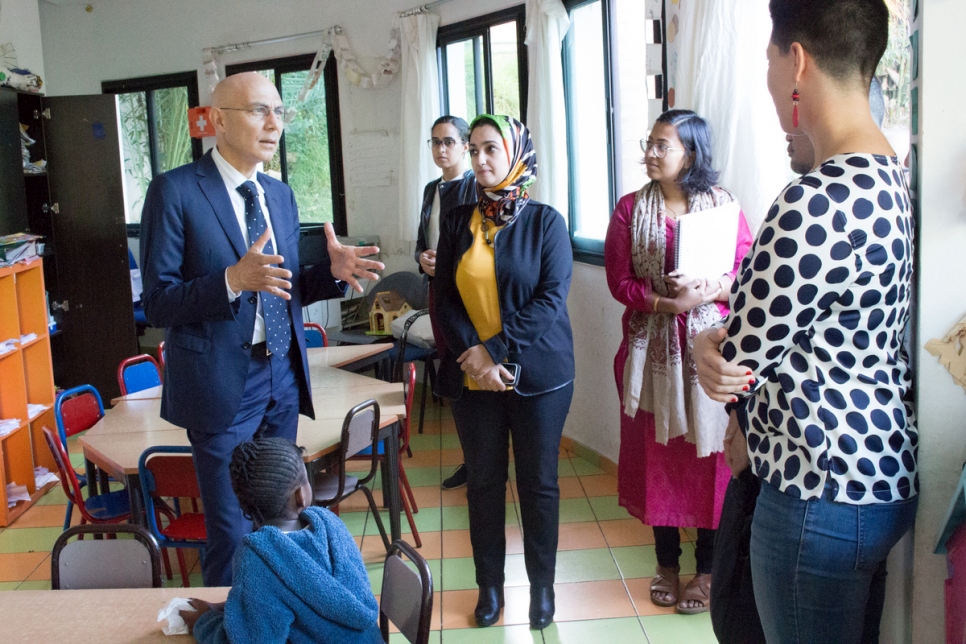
[561, 0, 618, 266]
[225, 52, 348, 236]
[102, 71, 204, 237]
[436, 4, 529, 123]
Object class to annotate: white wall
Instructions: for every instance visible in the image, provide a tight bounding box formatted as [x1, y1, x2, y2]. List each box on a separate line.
[912, 1, 966, 642]
[0, 0, 44, 80]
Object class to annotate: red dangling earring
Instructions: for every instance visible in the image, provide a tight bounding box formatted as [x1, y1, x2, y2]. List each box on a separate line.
[791, 86, 800, 128]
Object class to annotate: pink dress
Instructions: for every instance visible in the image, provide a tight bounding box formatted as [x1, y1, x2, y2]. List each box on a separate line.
[604, 192, 754, 529]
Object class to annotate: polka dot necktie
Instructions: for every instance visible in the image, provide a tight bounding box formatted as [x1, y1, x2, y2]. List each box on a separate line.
[237, 181, 291, 356]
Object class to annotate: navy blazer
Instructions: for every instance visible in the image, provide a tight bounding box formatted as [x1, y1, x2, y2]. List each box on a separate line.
[413, 170, 477, 270]
[432, 201, 575, 399]
[140, 151, 345, 433]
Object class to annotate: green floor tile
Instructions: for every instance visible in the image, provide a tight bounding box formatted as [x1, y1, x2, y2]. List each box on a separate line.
[0, 527, 63, 554]
[0, 581, 20, 591]
[557, 459, 578, 478]
[440, 505, 470, 531]
[554, 548, 621, 583]
[440, 556, 478, 591]
[440, 625, 541, 643]
[409, 434, 442, 451]
[162, 572, 204, 588]
[35, 486, 68, 506]
[558, 498, 596, 524]
[406, 466, 444, 488]
[588, 496, 632, 521]
[570, 457, 605, 476]
[16, 580, 51, 590]
[640, 612, 716, 644]
[339, 511, 370, 537]
[611, 545, 696, 579]
[439, 434, 463, 450]
[391, 631, 441, 644]
[543, 617, 647, 643]
[503, 554, 531, 587]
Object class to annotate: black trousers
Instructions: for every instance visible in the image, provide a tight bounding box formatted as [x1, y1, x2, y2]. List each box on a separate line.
[451, 382, 574, 587]
[654, 525, 716, 575]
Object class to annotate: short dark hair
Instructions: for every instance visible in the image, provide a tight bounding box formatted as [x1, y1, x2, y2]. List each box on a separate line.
[769, 0, 889, 85]
[655, 109, 719, 194]
[432, 115, 470, 142]
[229, 437, 307, 526]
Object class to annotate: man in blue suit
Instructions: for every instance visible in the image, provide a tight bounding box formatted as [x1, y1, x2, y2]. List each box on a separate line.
[140, 72, 383, 586]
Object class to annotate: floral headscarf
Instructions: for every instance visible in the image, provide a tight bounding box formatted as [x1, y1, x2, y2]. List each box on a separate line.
[469, 114, 537, 225]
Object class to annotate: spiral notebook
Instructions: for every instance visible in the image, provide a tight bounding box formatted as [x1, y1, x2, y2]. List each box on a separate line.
[673, 201, 741, 278]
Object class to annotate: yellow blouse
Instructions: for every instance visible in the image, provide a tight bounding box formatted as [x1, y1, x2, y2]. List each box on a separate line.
[456, 208, 505, 390]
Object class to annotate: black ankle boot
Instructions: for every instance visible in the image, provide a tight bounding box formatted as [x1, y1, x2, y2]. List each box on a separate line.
[529, 584, 555, 630]
[474, 584, 504, 627]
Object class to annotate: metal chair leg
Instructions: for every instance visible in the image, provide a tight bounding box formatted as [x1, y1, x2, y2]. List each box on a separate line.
[360, 486, 391, 551]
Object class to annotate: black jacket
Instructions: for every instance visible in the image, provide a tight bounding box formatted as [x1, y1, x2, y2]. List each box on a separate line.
[433, 201, 575, 399]
[414, 170, 478, 270]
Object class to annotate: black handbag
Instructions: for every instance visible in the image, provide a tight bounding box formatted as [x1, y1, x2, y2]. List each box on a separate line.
[710, 467, 766, 644]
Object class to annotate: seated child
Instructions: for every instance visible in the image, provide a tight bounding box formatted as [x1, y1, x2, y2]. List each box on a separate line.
[181, 437, 383, 644]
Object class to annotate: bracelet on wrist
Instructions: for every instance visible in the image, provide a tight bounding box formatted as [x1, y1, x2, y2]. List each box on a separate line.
[654, 295, 661, 313]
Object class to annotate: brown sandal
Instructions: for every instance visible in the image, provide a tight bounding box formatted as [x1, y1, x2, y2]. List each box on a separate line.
[677, 573, 712, 614]
[649, 565, 680, 607]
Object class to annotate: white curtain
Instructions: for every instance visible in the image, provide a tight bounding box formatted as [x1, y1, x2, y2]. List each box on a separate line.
[665, 0, 791, 231]
[398, 13, 441, 242]
[525, 0, 570, 217]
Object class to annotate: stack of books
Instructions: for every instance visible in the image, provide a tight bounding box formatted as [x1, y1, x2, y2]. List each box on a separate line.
[0, 233, 43, 267]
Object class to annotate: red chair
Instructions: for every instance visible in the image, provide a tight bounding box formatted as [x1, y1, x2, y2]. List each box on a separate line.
[138, 446, 207, 587]
[350, 363, 421, 547]
[54, 385, 106, 530]
[117, 354, 163, 396]
[42, 426, 130, 528]
[304, 322, 329, 348]
[157, 341, 166, 372]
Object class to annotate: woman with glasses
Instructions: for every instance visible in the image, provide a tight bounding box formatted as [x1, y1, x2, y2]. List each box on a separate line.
[604, 109, 753, 614]
[433, 114, 574, 631]
[415, 116, 478, 492]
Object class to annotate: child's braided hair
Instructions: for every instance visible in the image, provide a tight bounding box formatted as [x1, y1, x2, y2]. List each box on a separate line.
[229, 437, 307, 526]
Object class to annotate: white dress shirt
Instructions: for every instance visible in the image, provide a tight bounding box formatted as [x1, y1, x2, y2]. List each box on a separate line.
[211, 146, 279, 345]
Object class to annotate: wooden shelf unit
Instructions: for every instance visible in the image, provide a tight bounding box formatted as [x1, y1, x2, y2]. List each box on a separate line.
[0, 258, 58, 526]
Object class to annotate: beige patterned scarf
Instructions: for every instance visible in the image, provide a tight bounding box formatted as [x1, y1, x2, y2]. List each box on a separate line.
[622, 181, 733, 457]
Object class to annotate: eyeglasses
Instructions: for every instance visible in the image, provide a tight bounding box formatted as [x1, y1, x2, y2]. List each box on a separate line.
[221, 105, 293, 123]
[640, 139, 686, 159]
[427, 138, 460, 150]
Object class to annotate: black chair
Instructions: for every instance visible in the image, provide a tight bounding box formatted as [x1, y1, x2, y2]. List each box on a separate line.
[393, 309, 437, 435]
[312, 399, 391, 551]
[51, 524, 163, 589]
[380, 540, 434, 644]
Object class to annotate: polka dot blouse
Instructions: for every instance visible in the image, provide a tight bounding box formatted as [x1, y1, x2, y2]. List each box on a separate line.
[721, 153, 917, 505]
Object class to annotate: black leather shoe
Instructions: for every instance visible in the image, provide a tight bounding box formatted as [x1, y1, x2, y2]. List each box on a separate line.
[529, 585, 555, 630]
[474, 584, 504, 627]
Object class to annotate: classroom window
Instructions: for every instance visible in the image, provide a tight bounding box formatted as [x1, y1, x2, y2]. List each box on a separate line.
[563, 0, 616, 261]
[437, 5, 528, 124]
[102, 72, 202, 231]
[226, 52, 347, 234]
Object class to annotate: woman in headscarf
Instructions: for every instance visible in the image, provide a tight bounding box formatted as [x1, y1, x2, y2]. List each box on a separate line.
[433, 114, 575, 631]
[604, 109, 753, 614]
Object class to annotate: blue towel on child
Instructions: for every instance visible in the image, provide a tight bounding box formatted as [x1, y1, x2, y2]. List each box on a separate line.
[194, 506, 382, 644]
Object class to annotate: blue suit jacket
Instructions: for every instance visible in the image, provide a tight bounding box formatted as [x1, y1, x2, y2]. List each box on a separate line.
[140, 151, 345, 433]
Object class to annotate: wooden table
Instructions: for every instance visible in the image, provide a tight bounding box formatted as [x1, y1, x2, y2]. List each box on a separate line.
[81, 344, 405, 541]
[2, 587, 229, 643]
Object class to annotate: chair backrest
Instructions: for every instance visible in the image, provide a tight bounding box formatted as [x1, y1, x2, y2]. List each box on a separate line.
[157, 341, 166, 371]
[394, 309, 430, 383]
[42, 425, 86, 510]
[331, 399, 381, 502]
[138, 446, 203, 545]
[380, 540, 434, 644]
[54, 385, 105, 445]
[304, 322, 329, 348]
[51, 524, 162, 590]
[118, 354, 163, 395]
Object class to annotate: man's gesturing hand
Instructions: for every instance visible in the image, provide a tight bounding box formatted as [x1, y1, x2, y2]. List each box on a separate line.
[226, 229, 293, 300]
[325, 223, 385, 293]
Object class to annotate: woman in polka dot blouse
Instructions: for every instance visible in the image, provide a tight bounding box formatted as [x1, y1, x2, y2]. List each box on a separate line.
[695, 1, 917, 641]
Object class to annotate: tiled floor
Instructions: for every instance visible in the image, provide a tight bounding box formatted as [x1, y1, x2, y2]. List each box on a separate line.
[0, 394, 717, 643]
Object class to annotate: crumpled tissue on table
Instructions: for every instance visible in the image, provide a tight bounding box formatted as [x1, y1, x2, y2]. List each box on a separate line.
[925, 312, 966, 393]
[158, 598, 195, 636]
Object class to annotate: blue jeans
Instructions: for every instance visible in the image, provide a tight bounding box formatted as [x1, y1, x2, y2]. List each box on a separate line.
[750, 480, 917, 644]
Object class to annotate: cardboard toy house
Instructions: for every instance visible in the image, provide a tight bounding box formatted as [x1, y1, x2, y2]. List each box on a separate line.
[369, 291, 412, 333]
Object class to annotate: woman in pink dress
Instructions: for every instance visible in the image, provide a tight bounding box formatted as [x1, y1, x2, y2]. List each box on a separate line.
[604, 109, 753, 614]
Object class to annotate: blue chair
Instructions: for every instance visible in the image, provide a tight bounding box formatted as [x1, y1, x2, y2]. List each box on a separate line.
[138, 446, 207, 587]
[117, 354, 163, 395]
[54, 385, 106, 530]
[304, 322, 329, 348]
